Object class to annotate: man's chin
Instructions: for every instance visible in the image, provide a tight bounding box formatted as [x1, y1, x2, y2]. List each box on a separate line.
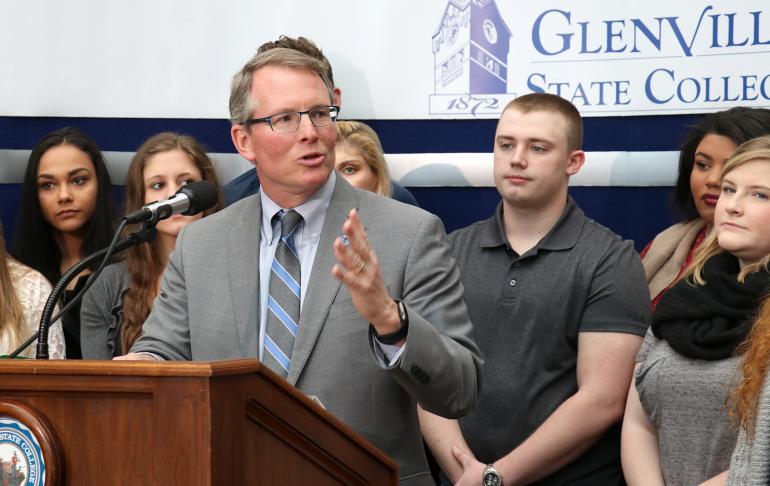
[303, 166, 333, 185]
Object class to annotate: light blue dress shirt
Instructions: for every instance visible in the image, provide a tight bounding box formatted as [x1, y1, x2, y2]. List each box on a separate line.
[257, 172, 335, 361]
[257, 172, 404, 366]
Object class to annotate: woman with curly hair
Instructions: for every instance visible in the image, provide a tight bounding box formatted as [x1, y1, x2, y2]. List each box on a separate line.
[726, 295, 770, 485]
[80, 132, 223, 358]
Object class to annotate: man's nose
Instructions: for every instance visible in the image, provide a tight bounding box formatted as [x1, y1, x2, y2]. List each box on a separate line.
[511, 147, 527, 168]
[297, 113, 320, 140]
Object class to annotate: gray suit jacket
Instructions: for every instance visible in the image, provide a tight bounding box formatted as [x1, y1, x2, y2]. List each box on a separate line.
[132, 177, 482, 485]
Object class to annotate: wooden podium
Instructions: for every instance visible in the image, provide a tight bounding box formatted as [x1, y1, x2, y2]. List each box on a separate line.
[0, 359, 398, 485]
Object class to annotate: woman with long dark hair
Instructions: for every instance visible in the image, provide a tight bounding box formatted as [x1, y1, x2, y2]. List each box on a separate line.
[80, 132, 222, 358]
[12, 127, 116, 358]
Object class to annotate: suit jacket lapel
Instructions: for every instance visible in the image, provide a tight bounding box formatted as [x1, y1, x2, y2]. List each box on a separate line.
[226, 196, 261, 357]
[288, 178, 360, 385]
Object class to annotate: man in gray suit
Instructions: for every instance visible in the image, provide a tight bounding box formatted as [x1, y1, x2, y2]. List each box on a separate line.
[120, 47, 482, 484]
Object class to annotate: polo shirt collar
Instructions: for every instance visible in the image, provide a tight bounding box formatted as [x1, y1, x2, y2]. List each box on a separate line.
[479, 202, 508, 248]
[538, 196, 584, 251]
[481, 196, 584, 252]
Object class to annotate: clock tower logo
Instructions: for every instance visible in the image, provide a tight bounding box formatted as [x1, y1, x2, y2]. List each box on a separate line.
[430, 0, 515, 116]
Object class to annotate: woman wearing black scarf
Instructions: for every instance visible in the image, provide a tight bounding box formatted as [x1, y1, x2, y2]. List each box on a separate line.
[622, 135, 770, 486]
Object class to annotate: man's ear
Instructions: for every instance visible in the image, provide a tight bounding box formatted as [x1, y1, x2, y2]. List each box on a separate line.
[566, 149, 586, 177]
[333, 87, 342, 107]
[231, 124, 256, 162]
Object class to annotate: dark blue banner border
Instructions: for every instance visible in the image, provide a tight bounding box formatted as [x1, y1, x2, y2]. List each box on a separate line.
[0, 114, 700, 154]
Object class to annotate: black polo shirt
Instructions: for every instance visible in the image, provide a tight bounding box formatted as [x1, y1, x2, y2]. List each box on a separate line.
[450, 196, 650, 485]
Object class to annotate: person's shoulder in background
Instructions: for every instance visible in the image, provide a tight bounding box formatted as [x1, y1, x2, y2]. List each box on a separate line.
[223, 169, 260, 206]
[390, 180, 419, 207]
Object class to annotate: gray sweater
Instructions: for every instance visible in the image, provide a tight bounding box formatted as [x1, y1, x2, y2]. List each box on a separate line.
[728, 373, 770, 485]
[635, 330, 739, 485]
[80, 261, 130, 359]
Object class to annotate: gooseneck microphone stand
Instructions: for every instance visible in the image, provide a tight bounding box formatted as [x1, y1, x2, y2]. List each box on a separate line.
[7, 180, 216, 359]
[8, 223, 157, 359]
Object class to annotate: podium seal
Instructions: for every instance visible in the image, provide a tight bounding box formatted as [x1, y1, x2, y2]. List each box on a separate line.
[0, 417, 44, 486]
[0, 400, 61, 486]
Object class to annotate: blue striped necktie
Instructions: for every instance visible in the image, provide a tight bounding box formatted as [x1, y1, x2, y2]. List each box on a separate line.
[264, 209, 303, 377]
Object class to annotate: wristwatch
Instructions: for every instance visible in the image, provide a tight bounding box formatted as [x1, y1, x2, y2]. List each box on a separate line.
[370, 300, 409, 344]
[483, 464, 504, 486]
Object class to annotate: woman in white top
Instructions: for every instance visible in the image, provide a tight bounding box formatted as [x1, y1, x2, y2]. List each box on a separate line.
[0, 223, 65, 358]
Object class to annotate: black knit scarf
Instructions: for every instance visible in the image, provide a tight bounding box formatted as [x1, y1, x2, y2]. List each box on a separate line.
[651, 252, 770, 360]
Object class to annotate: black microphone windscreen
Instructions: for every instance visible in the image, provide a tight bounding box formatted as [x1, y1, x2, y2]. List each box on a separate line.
[180, 181, 219, 216]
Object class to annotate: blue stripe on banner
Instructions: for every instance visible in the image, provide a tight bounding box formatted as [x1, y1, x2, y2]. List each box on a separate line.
[366, 115, 700, 153]
[267, 296, 299, 336]
[0, 116, 234, 152]
[0, 114, 701, 153]
[264, 335, 290, 371]
[271, 260, 301, 298]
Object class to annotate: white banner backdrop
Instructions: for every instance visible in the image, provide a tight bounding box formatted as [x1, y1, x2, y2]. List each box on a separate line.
[0, 148, 678, 188]
[2, 0, 769, 119]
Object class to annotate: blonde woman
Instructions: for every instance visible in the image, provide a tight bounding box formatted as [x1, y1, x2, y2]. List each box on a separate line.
[0, 223, 65, 358]
[335, 120, 392, 196]
[623, 135, 770, 486]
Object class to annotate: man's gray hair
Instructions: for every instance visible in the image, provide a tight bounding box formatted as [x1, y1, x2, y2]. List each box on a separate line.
[229, 47, 334, 125]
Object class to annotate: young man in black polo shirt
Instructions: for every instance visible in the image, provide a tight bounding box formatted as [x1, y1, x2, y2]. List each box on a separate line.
[419, 93, 650, 485]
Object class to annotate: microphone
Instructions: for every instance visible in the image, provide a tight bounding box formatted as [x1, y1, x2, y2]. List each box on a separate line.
[124, 181, 219, 224]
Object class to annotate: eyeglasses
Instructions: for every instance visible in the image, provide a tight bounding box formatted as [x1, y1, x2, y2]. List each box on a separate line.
[243, 105, 340, 133]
